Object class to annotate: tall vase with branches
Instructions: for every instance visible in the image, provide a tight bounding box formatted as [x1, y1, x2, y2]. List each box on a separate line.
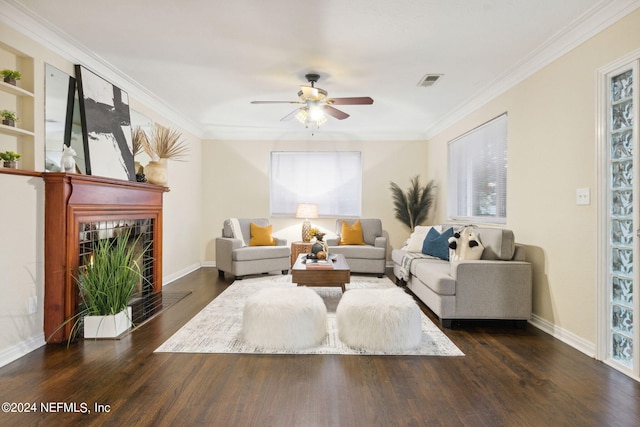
[136, 125, 189, 186]
[390, 175, 436, 231]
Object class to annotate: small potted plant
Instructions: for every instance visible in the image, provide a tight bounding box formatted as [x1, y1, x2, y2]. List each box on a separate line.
[0, 69, 22, 86]
[1, 109, 18, 127]
[0, 150, 21, 168]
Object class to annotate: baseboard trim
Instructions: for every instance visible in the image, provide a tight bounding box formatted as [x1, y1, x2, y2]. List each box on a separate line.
[529, 314, 596, 358]
[163, 262, 202, 286]
[201, 261, 216, 268]
[0, 333, 46, 369]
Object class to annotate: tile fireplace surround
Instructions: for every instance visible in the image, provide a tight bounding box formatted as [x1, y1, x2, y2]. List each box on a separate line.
[42, 173, 168, 343]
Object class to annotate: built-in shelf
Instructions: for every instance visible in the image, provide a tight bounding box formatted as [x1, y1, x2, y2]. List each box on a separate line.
[0, 123, 34, 136]
[0, 80, 34, 98]
[0, 42, 36, 171]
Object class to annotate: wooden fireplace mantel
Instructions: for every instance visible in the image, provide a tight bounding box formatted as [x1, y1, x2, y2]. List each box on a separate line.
[43, 173, 169, 343]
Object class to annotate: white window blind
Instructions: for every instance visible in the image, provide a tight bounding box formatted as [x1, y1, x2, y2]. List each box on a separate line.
[448, 114, 508, 223]
[270, 151, 362, 217]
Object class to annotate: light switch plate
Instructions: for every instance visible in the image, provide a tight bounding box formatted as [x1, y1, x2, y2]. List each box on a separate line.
[576, 188, 590, 205]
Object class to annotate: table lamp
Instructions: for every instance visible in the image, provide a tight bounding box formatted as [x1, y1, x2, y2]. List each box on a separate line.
[296, 203, 318, 242]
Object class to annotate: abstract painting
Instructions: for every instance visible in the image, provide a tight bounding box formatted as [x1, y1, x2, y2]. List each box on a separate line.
[75, 65, 135, 181]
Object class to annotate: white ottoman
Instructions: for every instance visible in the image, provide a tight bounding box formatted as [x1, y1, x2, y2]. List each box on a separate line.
[242, 287, 327, 349]
[336, 288, 422, 351]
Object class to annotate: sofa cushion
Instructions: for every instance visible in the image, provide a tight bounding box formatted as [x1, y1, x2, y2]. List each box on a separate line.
[249, 223, 276, 246]
[330, 245, 385, 260]
[233, 246, 290, 261]
[224, 218, 270, 246]
[340, 220, 365, 245]
[449, 226, 484, 261]
[406, 225, 442, 253]
[414, 261, 456, 296]
[337, 219, 382, 246]
[422, 227, 453, 260]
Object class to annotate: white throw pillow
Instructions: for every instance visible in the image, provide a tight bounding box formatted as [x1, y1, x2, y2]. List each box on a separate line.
[406, 225, 442, 253]
[449, 226, 484, 261]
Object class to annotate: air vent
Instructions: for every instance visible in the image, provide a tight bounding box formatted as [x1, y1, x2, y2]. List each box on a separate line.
[417, 74, 443, 88]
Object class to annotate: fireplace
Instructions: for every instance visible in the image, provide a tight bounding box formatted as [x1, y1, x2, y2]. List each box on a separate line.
[43, 173, 168, 343]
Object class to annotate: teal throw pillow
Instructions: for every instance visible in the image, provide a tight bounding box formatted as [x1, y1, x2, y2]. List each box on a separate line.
[422, 227, 454, 260]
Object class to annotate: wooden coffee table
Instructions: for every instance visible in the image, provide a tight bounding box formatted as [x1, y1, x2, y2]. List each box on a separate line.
[291, 253, 351, 292]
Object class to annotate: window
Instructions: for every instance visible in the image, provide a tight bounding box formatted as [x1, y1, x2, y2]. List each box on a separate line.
[270, 151, 362, 217]
[448, 113, 508, 223]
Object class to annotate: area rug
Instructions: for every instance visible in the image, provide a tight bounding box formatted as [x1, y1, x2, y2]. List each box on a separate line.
[154, 275, 464, 356]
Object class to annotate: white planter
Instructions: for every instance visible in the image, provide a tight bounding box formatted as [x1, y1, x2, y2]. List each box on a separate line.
[84, 307, 132, 338]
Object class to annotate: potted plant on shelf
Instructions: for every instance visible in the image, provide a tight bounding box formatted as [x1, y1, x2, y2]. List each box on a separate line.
[0, 69, 22, 86]
[1, 109, 18, 127]
[0, 150, 21, 168]
[76, 229, 147, 339]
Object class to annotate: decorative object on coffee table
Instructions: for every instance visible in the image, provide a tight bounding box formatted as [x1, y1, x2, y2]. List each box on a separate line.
[296, 203, 318, 242]
[242, 287, 327, 349]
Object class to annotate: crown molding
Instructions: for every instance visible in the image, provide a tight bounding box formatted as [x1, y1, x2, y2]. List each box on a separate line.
[425, 0, 640, 139]
[0, 0, 204, 138]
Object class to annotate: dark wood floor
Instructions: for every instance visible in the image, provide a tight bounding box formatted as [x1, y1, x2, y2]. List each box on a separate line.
[1, 268, 639, 426]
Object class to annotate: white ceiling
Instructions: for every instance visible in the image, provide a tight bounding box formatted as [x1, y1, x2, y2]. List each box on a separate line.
[7, 0, 640, 140]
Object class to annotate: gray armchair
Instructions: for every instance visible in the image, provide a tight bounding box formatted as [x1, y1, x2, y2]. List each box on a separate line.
[216, 218, 290, 280]
[327, 219, 387, 277]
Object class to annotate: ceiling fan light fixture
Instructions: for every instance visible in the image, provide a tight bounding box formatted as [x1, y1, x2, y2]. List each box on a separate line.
[295, 108, 308, 123]
[295, 107, 327, 128]
[298, 86, 327, 101]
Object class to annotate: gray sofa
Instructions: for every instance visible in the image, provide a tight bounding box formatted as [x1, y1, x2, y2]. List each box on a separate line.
[392, 225, 532, 327]
[216, 218, 290, 280]
[326, 219, 386, 277]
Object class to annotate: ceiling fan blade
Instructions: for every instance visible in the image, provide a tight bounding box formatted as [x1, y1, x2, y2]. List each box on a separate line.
[324, 105, 350, 120]
[251, 101, 303, 104]
[328, 97, 374, 105]
[280, 108, 301, 121]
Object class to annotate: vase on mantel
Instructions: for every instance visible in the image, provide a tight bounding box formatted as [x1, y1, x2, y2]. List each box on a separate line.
[144, 158, 168, 186]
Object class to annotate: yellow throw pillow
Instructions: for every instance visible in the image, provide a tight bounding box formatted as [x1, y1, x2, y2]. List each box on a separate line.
[339, 220, 365, 245]
[249, 223, 276, 246]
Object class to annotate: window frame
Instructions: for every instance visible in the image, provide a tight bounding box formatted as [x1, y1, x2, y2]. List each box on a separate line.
[447, 113, 508, 224]
[269, 151, 362, 218]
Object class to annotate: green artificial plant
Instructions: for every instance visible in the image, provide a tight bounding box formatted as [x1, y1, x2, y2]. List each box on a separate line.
[0, 110, 18, 122]
[390, 175, 436, 231]
[0, 69, 22, 80]
[0, 151, 21, 162]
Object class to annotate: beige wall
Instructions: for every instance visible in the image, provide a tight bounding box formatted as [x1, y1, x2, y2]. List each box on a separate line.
[427, 9, 640, 345]
[201, 139, 429, 262]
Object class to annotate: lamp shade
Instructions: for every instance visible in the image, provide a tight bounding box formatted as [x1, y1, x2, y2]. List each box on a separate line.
[295, 203, 318, 219]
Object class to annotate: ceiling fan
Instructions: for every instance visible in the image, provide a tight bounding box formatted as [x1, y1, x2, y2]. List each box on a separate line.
[251, 73, 374, 127]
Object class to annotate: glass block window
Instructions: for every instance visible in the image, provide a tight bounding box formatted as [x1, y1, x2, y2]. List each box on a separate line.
[608, 68, 635, 368]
